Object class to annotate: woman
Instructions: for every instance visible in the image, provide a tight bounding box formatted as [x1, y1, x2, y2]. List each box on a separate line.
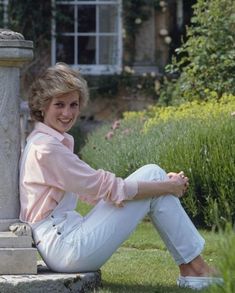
[20, 63, 222, 290]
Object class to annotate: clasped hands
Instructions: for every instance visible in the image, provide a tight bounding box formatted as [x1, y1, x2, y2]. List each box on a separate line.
[167, 171, 189, 198]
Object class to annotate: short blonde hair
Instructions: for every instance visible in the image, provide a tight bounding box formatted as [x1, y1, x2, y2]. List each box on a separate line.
[28, 63, 89, 122]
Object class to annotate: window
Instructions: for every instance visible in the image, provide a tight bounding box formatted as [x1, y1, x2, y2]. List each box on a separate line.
[0, 0, 8, 28]
[52, 0, 122, 75]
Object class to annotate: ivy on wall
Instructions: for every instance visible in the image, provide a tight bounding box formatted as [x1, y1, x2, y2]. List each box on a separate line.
[7, 0, 51, 48]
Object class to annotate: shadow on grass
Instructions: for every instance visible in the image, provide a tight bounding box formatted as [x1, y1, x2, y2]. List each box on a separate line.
[100, 281, 195, 293]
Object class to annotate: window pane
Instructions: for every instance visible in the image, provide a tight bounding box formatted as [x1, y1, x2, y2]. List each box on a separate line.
[77, 5, 96, 33]
[56, 36, 74, 64]
[56, 4, 74, 33]
[0, 4, 3, 27]
[99, 36, 118, 64]
[99, 5, 118, 33]
[78, 36, 95, 64]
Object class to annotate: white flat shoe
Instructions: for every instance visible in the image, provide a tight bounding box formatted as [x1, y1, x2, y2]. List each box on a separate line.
[177, 275, 224, 290]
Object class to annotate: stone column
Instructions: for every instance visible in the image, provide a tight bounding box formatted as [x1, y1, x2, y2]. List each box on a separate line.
[0, 29, 33, 231]
[0, 30, 37, 274]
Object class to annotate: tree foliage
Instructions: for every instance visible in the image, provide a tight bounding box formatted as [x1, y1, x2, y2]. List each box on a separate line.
[7, 0, 51, 47]
[160, 0, 235, 105]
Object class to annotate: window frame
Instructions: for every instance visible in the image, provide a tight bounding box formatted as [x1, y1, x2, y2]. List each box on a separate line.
[51, 0, 123, 75]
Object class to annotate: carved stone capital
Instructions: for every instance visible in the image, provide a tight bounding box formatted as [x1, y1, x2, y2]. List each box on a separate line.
[0, 29, 33, 67]
[0, 29, 24, 40]
[9, 222, 32, 237]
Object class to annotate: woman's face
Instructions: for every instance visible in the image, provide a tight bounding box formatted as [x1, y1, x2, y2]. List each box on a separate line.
[43, 91, 80, 133]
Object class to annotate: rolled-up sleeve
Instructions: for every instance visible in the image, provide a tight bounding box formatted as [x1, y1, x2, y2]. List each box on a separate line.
[26, 139, 138, 205]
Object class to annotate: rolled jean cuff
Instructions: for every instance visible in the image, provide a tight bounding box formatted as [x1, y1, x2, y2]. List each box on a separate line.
[175, 238, 205, 265]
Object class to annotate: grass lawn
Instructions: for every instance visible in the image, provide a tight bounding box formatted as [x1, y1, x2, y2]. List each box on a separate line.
[98, 222, 223, 293]
[77, 202, 224, 293]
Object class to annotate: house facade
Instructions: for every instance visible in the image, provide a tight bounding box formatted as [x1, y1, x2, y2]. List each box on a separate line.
[0, 0, 196, 129]
[1, 0, 196, 76]
[51, 0, 196, 75]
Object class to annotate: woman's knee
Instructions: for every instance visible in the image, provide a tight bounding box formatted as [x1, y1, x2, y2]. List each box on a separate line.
[126, 164, 167, 181]
[143, 164, 167, 181]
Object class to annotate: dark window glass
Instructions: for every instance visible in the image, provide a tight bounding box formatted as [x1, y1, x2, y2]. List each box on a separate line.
[0, 5, 3, 27]
[78, 36, 95, 64]
[77, 5, 96, 33]
[56, 4, 74, 33]
[56, 36, 74, 64]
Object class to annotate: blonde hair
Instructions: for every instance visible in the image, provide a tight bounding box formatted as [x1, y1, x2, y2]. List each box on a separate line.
[28, 63, 89, 122]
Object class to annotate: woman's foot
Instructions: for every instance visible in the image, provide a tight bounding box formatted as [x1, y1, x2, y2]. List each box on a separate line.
[178, 255, 223, 290]
[179, 255, 220, 277]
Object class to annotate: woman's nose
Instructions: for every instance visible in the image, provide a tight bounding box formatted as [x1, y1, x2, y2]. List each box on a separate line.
[62, 107, 72, 117]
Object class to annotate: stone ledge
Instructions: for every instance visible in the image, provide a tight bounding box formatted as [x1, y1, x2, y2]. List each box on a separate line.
[0, 232, 32, 248]
[0, 262, 102, 293]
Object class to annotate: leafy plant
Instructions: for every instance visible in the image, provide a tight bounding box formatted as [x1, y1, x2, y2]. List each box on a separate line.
[207, 225, 235, 293]
[160, 0, 235, 105]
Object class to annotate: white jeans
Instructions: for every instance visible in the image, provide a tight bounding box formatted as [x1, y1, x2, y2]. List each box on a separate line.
[32, 164, 205, 273]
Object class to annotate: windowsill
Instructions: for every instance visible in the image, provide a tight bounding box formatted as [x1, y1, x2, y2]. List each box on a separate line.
[69, 64, 122, 75]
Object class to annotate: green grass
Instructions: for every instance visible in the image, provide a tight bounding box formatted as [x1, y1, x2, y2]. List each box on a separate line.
[77, 202, 232, 293]
[96, 222, 223, 293]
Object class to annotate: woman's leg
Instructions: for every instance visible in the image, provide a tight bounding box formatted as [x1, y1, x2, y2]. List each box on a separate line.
[75, 164, 205, 273]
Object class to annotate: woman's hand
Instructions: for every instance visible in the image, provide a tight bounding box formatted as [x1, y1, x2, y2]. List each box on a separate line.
[167, 171, 189, 198]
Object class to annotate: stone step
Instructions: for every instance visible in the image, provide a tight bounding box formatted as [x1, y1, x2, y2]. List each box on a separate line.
[0, 261, 102, 293]
[0, 232, 32, 248]
[0, 248, 37, 274]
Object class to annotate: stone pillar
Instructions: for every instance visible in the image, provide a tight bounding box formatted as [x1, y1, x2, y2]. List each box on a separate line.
[0, 29, 37, 275]
[0, 29, 33, 231]
[133, 7, 159, 75]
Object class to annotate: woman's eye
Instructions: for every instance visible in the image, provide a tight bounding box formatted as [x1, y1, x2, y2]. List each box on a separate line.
[55, 103, 64, 108]
[71, 103, 79, 108]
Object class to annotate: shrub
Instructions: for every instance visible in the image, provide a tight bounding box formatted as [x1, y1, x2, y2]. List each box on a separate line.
[159, 0, 235, 105]
[80, 94, 235, 228]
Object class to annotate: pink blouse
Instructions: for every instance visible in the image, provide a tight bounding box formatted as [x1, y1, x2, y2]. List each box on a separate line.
[20, 122, 138, 223]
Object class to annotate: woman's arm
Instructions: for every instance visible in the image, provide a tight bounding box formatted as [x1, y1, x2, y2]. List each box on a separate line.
[134, 172, 189, 200]
[31, 138, 188, 204]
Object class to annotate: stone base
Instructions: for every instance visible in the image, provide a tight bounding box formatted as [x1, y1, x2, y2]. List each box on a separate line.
[0, 248, 37, 275]
[0, 230, 37, 274]
[0, 262, 102, 293]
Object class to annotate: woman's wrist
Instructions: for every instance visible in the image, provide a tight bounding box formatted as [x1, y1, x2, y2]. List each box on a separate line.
[134, 180, 174, 200]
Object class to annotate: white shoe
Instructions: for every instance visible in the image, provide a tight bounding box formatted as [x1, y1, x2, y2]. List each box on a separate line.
[177, 276, 224, 290]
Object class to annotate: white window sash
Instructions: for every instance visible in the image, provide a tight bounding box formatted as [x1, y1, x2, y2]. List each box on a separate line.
[51, 0, 122, 75]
